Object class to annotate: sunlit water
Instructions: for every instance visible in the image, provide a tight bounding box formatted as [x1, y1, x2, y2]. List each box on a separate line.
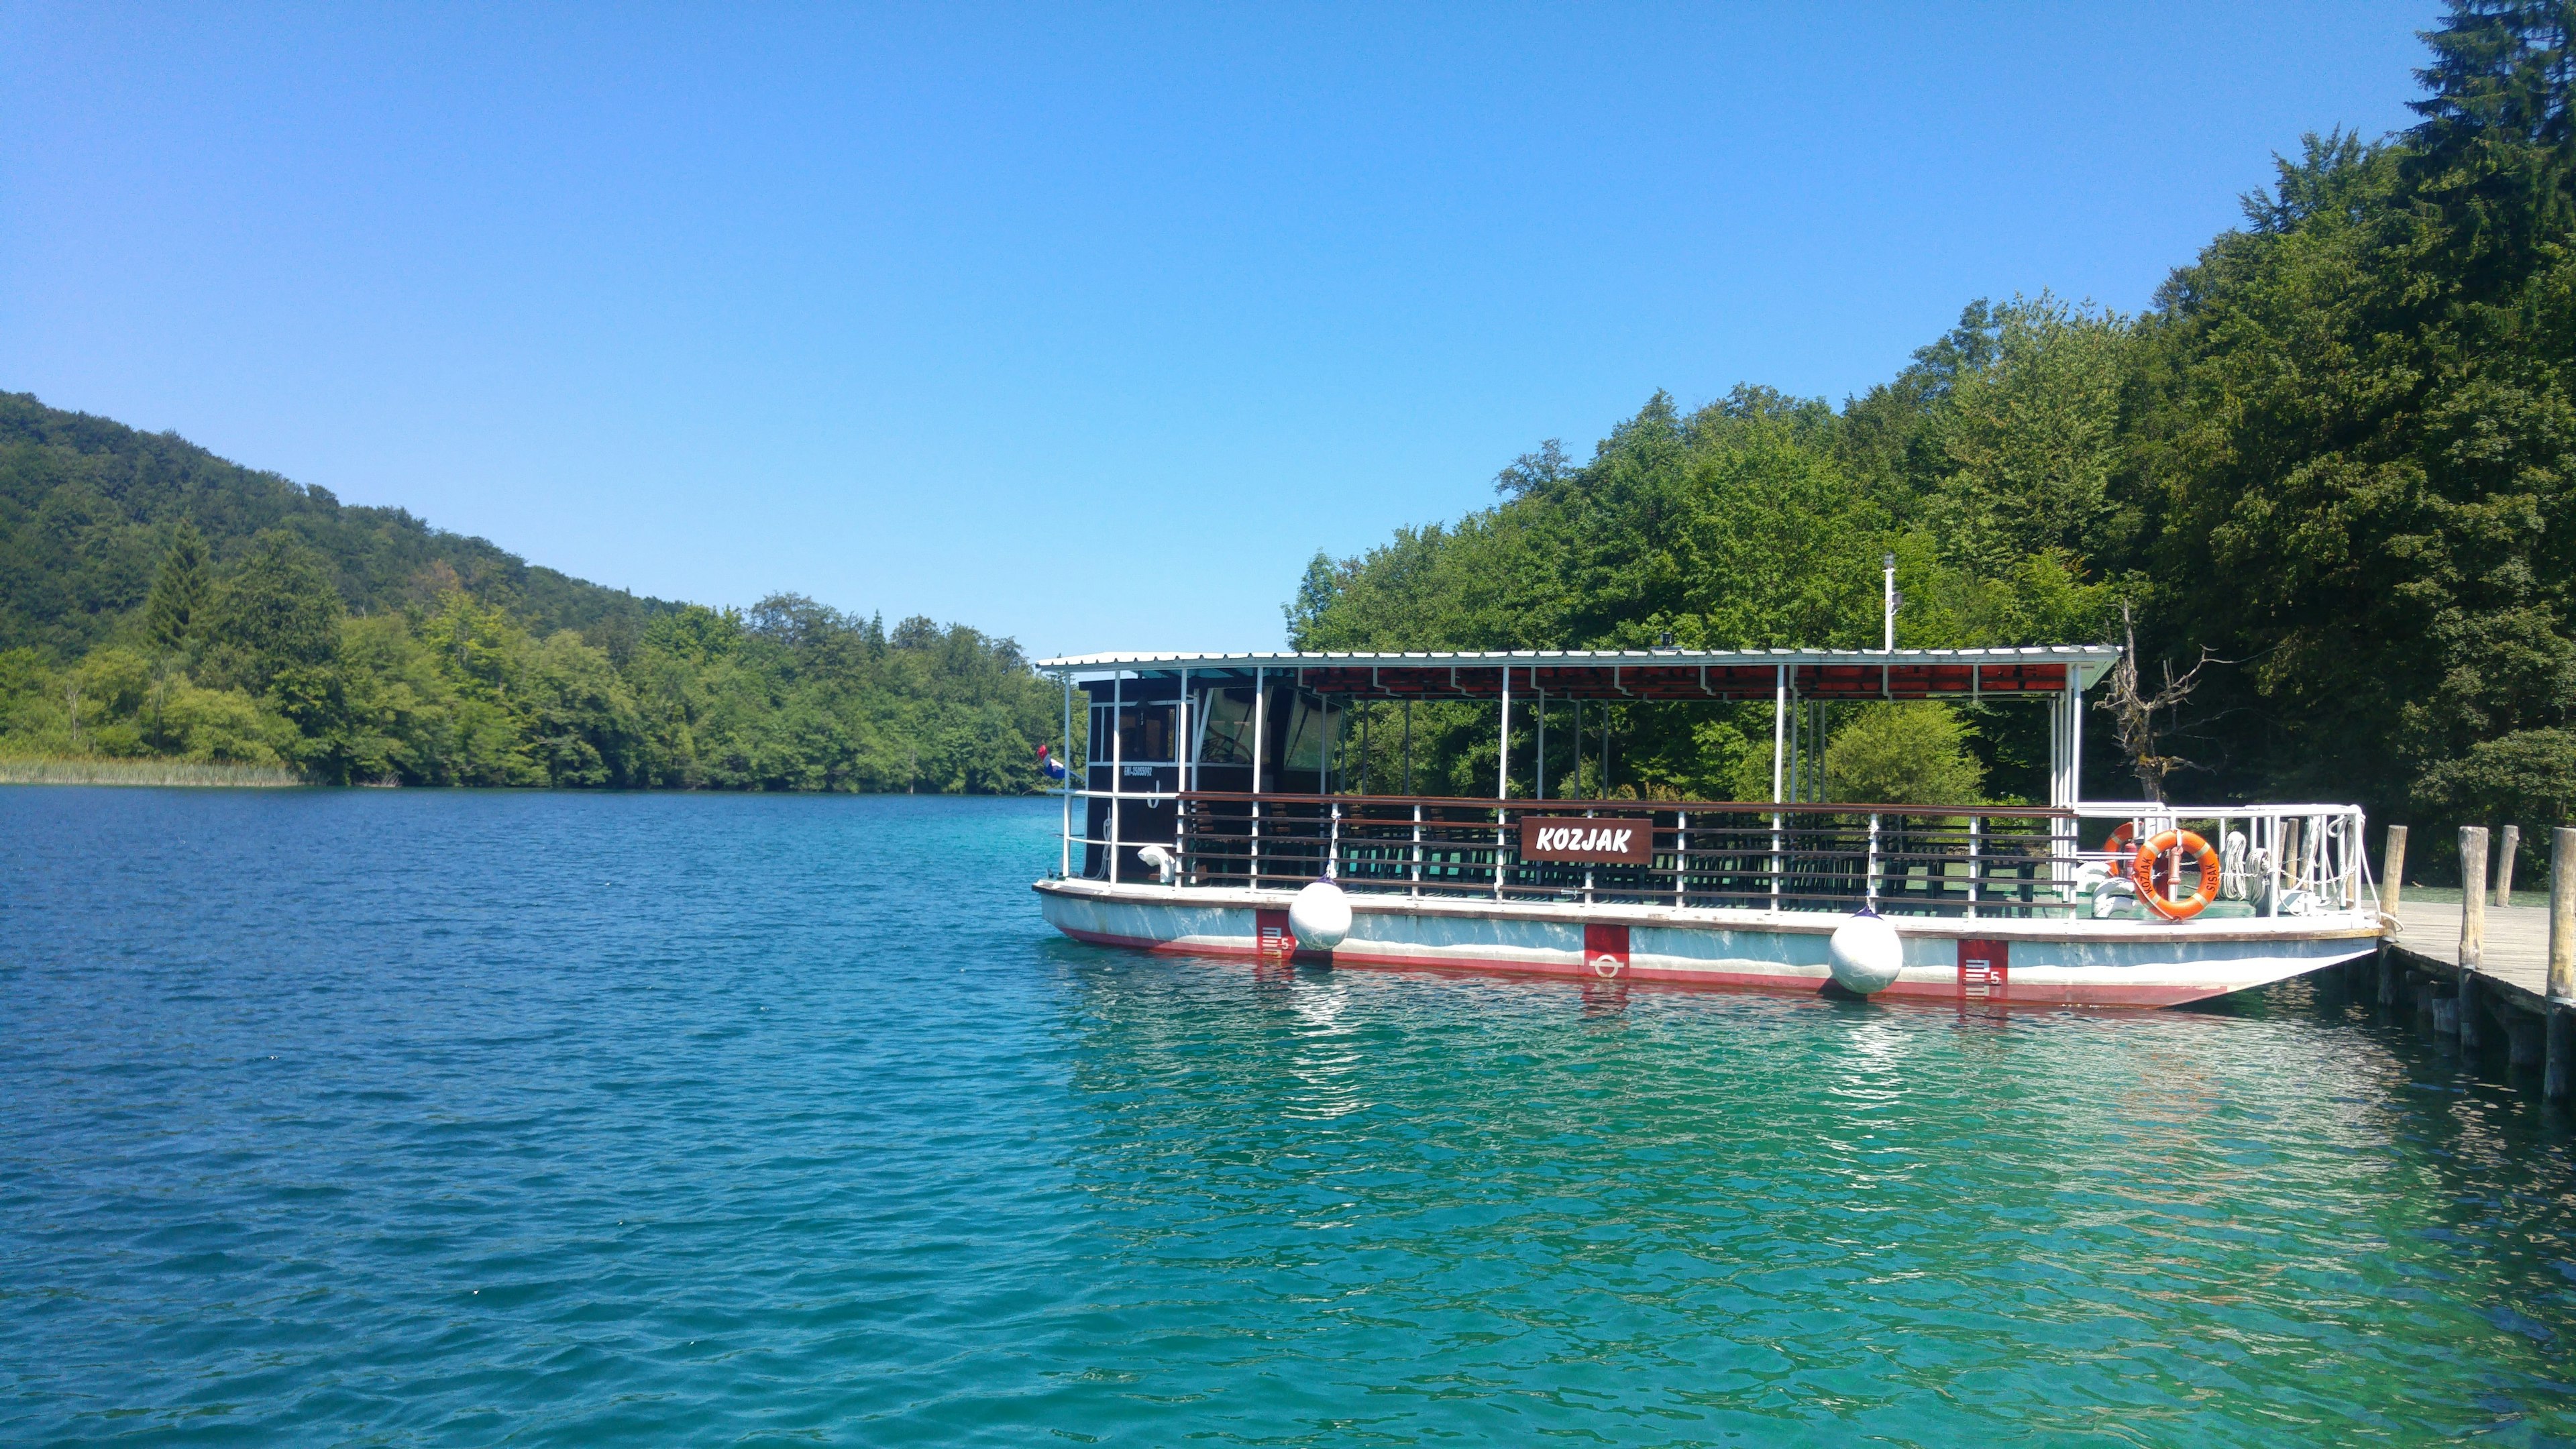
[5, 788, 2574, 1445]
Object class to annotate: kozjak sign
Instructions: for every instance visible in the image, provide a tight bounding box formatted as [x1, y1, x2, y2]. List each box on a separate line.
[1517, 816, 1655, 865]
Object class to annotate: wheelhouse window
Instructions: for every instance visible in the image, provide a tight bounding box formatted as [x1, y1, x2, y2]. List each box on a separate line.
[1118, 702, 1175, 763]
[1195, 688, 1256, 765]
[1278, 694, 1331, 775]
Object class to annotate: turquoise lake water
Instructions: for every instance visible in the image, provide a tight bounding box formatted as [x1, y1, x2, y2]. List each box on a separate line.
[5, 787, 2576, 1445]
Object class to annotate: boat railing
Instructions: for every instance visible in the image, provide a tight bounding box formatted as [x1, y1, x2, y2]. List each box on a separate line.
[1061, 790, 2373, 921]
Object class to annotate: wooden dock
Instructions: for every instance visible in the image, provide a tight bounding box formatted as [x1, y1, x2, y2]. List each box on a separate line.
[2361, 823, 2575, 1092]
[2392, 898, 2553, 997]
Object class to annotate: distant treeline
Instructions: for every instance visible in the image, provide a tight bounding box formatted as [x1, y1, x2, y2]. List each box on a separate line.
[1293, 2, 2576, 872]
[0, 394, 1057, 790]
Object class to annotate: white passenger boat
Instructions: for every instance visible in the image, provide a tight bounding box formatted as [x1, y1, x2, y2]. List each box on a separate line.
[1030, 639, 2383, 1008]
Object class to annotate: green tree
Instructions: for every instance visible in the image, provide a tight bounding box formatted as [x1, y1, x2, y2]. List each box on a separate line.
[1823, 703, 1988, 807]
[201, 532, 345, 693]
[142, 519, 210, 653]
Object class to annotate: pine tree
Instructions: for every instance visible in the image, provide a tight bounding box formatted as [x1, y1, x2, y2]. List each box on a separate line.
[143, 519, 210, 654]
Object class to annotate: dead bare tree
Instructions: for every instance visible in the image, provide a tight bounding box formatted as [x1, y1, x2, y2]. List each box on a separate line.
[2102, 601, 2220, 803]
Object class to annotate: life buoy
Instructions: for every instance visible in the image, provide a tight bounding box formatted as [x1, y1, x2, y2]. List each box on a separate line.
[2104, 822, 2175, 894]
[2133, 829, 2220, 920]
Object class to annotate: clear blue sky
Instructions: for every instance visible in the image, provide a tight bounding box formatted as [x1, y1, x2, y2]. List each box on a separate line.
[1, 3, 2436, 657]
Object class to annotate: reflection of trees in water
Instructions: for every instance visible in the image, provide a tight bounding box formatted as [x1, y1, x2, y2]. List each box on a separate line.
[1042, 955, 2576, 1436]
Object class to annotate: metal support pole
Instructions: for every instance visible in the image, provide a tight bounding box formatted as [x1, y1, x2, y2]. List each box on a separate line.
[1674, 808, 1688, 908]
[1536, 692, 1546, 800]
[1402, 698, 1413, 796]
[1772, 665, 1786, 803]
[1495, 663, 1511, 900]
[1867, 812, 1882, 906]
[2267, 816, 2282, 918]
[1813, 701, 1826, 802]
[2067, 675, 2085, 804]
[1582, 806, 1595, 906]
[1175, 667, 1190, 887]
[1109, 672, 1124, 885]
[1411, 801, 1423, 897]
[1968, 814, 1981, 920]
[1059, 672, 1073, 879]
[1770, 665, 1785, 912]
[1251, 666, 1266, 888]
[1321, 696, 1333, 796]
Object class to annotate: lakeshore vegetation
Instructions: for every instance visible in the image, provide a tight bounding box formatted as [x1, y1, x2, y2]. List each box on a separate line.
[0, 395, 1057, 791]
[1295, 1, 2576, 870]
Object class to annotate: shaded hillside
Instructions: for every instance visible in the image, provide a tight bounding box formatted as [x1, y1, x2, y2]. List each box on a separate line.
[0, 392, 667, 658]
[0, 393, 1062, 793]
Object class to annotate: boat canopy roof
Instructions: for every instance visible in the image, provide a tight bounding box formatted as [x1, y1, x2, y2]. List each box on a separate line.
[1036, 646, 2121, 702]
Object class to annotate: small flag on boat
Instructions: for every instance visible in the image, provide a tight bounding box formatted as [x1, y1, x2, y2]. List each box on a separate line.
[1038, 744, 1069, 781]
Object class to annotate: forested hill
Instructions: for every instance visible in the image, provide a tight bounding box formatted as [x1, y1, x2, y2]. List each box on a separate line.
[0, 393, 1059, 792]
[1290, 1, 2576, 872]
[0, 392, 663, 657]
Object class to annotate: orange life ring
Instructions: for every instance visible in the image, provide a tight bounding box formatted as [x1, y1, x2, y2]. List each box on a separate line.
[2133, 828, 2220, 920]
[2104, 822, 2175, 894]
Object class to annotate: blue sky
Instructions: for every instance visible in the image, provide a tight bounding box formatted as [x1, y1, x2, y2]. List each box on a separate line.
[2, 3, 2435, 656]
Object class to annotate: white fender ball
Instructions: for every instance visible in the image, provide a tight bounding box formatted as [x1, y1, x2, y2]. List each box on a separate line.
[1289, 878, 1352, 951]
[1827, 911, 1904, 996]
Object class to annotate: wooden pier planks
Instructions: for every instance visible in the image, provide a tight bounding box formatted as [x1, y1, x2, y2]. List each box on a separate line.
[2393, 898, 2553, 998]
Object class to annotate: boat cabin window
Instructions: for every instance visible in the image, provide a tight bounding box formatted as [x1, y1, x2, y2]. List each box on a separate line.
[1278, 694, 1332, 774]
[1097, 702, 1175, 763]
[1118, 696, 1179, 757]
[1195, 688, 1256, 765]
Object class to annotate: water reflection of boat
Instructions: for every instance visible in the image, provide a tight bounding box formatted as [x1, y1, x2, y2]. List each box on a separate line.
[1031, 638, 2380, 1009]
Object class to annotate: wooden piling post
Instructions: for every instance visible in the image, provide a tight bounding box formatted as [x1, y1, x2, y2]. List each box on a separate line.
[2461, 973, 2483, 1049]
[2552, 826, 2575, 1002]
[2378, 824, 2407, 1008]
[2461, 826, 2489, 970]
[2550, 1008, 2575, 1104]
[2458, 826, 2488, 1044]
[2512, 1012, 2546, 1069]
[2496, 824, 2521, 906]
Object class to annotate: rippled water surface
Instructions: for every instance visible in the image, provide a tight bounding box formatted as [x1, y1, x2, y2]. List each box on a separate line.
[7, 788, 2576, 1445]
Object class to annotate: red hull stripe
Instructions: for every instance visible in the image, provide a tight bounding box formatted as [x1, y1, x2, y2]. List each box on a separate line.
[1050, 925, 2245, 1008]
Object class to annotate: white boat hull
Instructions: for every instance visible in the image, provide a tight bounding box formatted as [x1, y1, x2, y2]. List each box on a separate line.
[1034, 877, 2381, 1008]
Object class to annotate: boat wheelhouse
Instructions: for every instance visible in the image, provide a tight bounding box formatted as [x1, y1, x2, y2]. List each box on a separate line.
[1030, 644, 2383, 1007]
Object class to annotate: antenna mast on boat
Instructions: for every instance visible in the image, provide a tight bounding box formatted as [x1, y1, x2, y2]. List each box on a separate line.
[1882, 553, 1900, 653]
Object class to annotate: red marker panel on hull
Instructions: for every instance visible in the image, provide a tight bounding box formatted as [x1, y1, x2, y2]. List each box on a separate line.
[1583, 922, 1630, 979]
[1256, 909, 1294, 961]
[1957, 938, 2010, 1002]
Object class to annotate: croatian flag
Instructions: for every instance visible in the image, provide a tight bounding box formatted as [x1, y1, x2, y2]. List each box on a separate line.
[1038, 744, 1070, 781]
